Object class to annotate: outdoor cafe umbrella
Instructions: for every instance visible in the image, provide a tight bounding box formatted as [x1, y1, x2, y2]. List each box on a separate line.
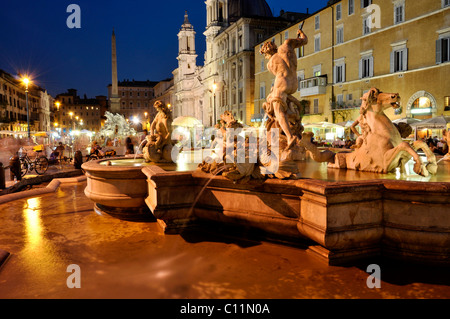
[33, 132, 49, 138]
[303, 122, 343, 129]
[392, 117, 422, 125]
[337, 120, 355, 128]
[172, 116, 203, 128]
[409, 116, 450, 129]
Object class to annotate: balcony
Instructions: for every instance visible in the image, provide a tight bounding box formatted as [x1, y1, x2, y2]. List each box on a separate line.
[330, 101, 362, 111]
[299, 75, 327, 97]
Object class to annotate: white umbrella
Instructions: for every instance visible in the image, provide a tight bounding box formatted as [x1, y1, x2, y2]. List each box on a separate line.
[409, 116, 450, 129]
[392, 117, 422, 125]
[337, 120, 355, 128]
[303, 122, 343, 129]
[172, 116, 204, 127]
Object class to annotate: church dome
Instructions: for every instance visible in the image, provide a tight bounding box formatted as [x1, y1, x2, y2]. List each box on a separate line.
[228, 0, 273, 20]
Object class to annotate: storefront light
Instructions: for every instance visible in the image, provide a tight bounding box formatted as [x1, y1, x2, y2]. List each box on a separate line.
[411, 108, 432, 115]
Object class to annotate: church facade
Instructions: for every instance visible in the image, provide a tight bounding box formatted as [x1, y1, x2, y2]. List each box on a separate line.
[172, 12, 206, 123]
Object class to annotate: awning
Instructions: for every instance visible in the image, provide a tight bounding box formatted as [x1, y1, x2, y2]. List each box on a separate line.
[33, 132, 49, 137]
[336, 121, 355, 128]
[409, 116, 450, 129]
[303, 122, 344, 129]
[392, 117, 422, 125]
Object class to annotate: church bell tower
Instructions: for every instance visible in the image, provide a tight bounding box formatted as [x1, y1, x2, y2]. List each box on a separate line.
[177, 11, 197, 76]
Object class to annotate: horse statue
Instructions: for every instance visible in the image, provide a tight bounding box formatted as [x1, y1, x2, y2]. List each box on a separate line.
[300, 88, 437, 176]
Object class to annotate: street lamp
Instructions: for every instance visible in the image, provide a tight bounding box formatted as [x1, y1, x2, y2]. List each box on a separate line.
[22, 77, 31, 138]
[55, 101, 61, 132]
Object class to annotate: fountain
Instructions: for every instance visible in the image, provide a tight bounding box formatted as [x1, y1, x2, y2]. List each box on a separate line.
[82, 101, 195, 221]
[83, 30, 450, 265]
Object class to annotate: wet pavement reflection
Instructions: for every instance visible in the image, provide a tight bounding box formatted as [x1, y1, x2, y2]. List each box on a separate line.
[0, 182, 449, 299]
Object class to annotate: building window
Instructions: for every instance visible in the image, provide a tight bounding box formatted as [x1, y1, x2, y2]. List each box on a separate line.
[315, 15, 320, 30]
[363, 16, 371, 35]
[313, 99, 319, 114]
[260, 83, 266, 99]
[334, 64, 346, 83]
[297, 71, 305, 91]
[443, 0, 450, 8]
[444, 96, 450, 111]
[359, 55, 374, 78]
[336, 26, 344, 45]
[436, 37, 450, 64]
[313, 65, 322, 77]
[284, 31, 289, 40]
[349, 0, 355, 15]
[347, 94, 353, 102]
[394, 2, 405, 24]
[391, 48, 408, 72]
[361, 0, 372, 9]
[297, 46, 305, 58]
[337, 95, 344, 107]
[261, 60, 265, 72]
[314, 35, 321, 52]
[336, 4, 342, 21]
[257, 33, 263, 42]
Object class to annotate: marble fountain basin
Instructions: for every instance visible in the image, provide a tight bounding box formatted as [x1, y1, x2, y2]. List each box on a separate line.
[142, 158, 450, 266]
[82, 156, 197, 220]
[83, 154, 450, 265]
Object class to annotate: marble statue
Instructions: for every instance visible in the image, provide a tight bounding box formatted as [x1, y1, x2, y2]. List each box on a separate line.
[143, 100, 175, 163]
[199, 111, 264, 183]
[199, 29, 312, 182]
[257, 28, 311, 178]
[260, 29, 307, 154]
[301, 88, 437, 176]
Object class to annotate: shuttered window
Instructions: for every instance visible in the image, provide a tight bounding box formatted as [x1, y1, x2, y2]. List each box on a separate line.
[359, 56, 374, 78]
[390, 48, 408, 72]
[436, 37, 450, 64]
[361, 0, 372, 9]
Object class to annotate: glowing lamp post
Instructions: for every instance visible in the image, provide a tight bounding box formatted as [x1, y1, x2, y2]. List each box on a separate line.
[22, 77, 31, 138]
[55, 101, 61, 131]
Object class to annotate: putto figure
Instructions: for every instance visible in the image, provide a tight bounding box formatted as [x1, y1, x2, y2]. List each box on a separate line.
[143, 100, 175, 163]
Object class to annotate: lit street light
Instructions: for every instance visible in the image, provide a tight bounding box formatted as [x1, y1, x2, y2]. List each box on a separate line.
[55, 101, 61, 131]
[22, 77, 31, 138]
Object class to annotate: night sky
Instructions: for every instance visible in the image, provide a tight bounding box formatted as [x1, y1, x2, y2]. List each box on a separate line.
[0, 0, 328, 99]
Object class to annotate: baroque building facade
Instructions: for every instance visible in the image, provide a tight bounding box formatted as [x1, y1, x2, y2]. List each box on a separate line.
[0, 69, 53, 134]
[172, 12, 205, 122]
[173, 1, 306, 126]
[55, 89, 107, 133]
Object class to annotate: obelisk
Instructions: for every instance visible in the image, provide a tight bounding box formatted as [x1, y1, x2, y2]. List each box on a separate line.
[110, 29, 121, 113]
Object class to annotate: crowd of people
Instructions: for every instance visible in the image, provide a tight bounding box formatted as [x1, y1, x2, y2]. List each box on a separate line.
[423, 136, 449, 156]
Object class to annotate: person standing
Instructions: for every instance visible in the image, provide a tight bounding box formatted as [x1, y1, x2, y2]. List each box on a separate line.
[125, 137, 134, 155]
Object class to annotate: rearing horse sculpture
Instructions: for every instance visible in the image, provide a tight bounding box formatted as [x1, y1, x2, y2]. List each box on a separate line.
[300, 88, 437, 176]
